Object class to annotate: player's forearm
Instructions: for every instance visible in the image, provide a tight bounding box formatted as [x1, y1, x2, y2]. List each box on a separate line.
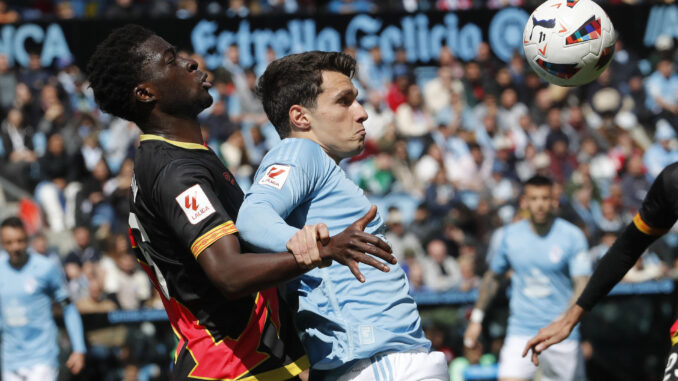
[210, 251, 306, 299]
[567, 276, 589, 308]
[576, 223, 658, 310]
[63, 303, 86, 353]
[473, 271, 501, 312]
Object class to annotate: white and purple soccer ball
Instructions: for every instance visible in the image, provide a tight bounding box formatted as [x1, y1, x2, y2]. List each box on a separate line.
[523, 0, 616, 87]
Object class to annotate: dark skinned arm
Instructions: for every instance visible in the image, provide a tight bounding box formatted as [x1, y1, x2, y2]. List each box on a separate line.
[198, 205, 395, 300]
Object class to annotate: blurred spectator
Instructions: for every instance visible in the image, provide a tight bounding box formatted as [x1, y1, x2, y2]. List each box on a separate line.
[407, 259, 429, 292]
[620, 153, 651, 212]
[358, 46, 392, 94]
[104, 0, 143, 18]
[457, 254, 480, 292]
[421, 239, 461, 291]
[622, 252, 665, 283]
[425, 169, 456, 218]
[643, 119, 678, 180]
[35, 133, 80, 232]
[450, 142, 492, 192]
[409, 202, 440, 244]
[0, 0, 19, 23]
[358, 152, 395, 195]
[0, 108, 38, 190]
[424, 66, 463, 115]
[645, 58, 678, 127]
[0, 53, 17, 112]
[76, 158, 114, 230]
[396, 83, 435, 138]
[327, 0, 375, 13]
[385, 208, 426, 262]
[65, 225, 101, 268]
[31, 231, 62, 270]
[103, 251, 151, 310]
[363, 89, 394, 143]
[19, 53, 50, 96]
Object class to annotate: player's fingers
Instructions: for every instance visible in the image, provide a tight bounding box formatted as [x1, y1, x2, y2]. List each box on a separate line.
[286, 233, 298, 254]
[351, 240, 396, 265]
[531, 350, 540, 366]
[522, 336, 542, 357]
[347, 259, 366, 283]
[300, 226, 314, 267]
[352, 231, 393, 255]
[355, 251, 390, 272]
[354, 205, 377, 231]
[305, 225, 321, 265]
[316, 223, 330, 245]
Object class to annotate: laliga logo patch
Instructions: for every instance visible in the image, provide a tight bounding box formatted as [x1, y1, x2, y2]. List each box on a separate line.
[259, 164, 291, 190]
[176, 184, 215, 225]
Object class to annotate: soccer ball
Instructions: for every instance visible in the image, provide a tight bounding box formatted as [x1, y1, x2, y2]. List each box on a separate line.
[523, 0, 615, 87]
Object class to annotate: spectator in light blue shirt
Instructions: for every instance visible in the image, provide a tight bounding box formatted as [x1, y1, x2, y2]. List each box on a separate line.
[643, 119, 678, 180]
[645, 59, 678, 126]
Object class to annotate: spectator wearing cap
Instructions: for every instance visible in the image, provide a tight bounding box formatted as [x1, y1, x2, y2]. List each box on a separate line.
[421, 239, 462, 292]
[385, 208, 426, 262]
[645, 58, 678, 127]
[643, 119, 678, 180]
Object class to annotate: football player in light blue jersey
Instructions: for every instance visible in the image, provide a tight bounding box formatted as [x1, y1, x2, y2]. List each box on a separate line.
[463, 175, 591, 381]
[0, 217, 86, 381]
[236, 51, 449, 380]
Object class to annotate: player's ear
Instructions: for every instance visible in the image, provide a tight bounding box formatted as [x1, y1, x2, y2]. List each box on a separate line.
[289, 104, 311, 132]
[134, 83, 157, 104]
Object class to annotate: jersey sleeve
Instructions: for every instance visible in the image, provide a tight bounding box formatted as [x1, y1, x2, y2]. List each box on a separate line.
[237, 144, 321, 253]
[154, 160, 237, 259]
[634, 163, 678, 236]
[489, 229, 510, 275]
[568, 227, 591, 277]
[46, 261, 70, 303]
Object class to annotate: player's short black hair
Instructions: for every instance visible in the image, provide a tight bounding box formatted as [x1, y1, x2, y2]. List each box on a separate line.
[1, 216, 25, 230]
[87, 24, 155, 123]
[524, 175, 553, 188]
[255, 51, 356, 138]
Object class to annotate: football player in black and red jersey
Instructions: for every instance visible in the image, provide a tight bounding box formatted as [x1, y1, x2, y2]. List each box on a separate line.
[87, 24, 396, 381]
[523, 162, 678, 381]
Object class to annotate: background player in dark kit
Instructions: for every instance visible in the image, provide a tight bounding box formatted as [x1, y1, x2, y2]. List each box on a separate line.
[87, 24, 396, 380]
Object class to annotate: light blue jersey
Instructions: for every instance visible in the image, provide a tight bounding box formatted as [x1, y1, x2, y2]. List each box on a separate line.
[0, 252, 86, 372]
[237, 138, 429, 372]
[490, 218, 591, 340]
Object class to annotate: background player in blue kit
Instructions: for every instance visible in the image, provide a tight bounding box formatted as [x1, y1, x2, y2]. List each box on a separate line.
[463, 175, 591, 381]
[236, 51, 449, 380]
[0, 216, 86, 381]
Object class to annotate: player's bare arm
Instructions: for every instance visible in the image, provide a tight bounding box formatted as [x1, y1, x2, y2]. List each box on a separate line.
[463, 270, 503, 348]
[568, 276, 589, 308]
[199, 205, 395, 299]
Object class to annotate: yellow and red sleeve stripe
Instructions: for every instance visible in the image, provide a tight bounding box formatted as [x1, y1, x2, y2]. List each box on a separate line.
[633, 213, 669, 236]
[190, 221, 238, 258]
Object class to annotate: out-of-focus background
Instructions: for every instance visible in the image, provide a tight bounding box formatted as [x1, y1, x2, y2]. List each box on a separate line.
[0, 0, 677, 380]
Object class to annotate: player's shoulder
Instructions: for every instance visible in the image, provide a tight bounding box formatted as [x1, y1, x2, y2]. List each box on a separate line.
[263, 138, 326, 164]
[553, 218, 586, 239]
[504, 219, 531, 235]
[27, 253, 60, 275]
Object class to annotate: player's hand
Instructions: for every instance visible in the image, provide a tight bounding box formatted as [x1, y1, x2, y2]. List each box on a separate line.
[522, 305, 584, 365]
[287, 224, 331, 269]
[463, 321, 482, 349]
[66, 352, 85, 375]
[321, 205, 396, 283]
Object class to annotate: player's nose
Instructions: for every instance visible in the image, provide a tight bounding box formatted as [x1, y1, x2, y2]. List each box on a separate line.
[354, 102, 368, 123]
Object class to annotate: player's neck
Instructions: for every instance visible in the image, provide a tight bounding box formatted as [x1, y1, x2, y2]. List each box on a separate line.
[141, 113, 204, 145]
[9, 252, 29, 269]
[530, 215, 555, 237]
[287, 132, 344, 164]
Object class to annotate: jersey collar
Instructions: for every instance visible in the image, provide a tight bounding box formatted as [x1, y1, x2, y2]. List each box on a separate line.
[140, 134, 208, 150]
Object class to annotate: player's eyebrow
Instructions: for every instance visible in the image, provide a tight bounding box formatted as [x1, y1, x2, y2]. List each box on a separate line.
[333, 88, 358, 101]
[163, 46, 178, 59]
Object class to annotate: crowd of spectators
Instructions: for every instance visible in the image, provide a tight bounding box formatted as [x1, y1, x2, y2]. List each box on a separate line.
[1, 0, 677, 21]
[1, 2, 678, 379]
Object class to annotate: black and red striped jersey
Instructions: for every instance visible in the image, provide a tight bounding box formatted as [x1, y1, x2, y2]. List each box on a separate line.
[128, 134, 307, 380]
